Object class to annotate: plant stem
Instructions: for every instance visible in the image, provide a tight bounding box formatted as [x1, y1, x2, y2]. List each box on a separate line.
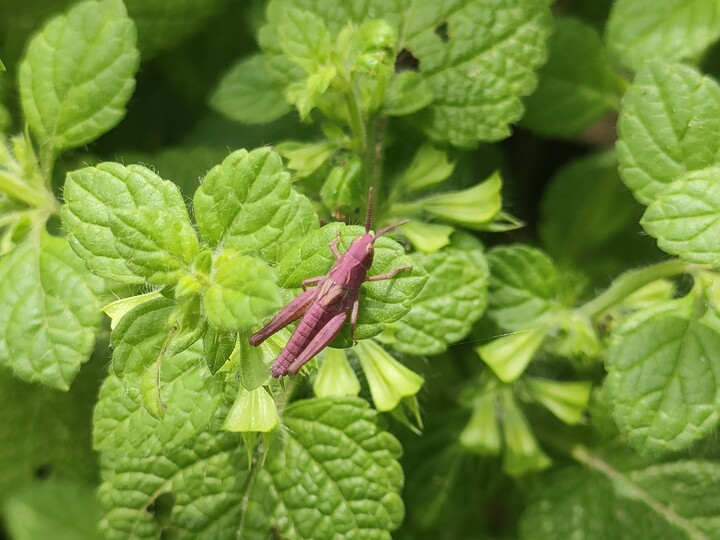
[576, 259, 689, 319]
[0, 170, 56, 210]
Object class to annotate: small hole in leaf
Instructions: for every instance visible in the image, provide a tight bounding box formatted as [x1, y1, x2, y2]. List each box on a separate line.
[147, 492, 175, 529]
[394, 48, 420, 72]
[34, 464, 51, 479]
[434, 21, 449, 43]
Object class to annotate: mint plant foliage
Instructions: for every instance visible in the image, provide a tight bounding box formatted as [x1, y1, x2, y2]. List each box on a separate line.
[3, 1, 720, 539]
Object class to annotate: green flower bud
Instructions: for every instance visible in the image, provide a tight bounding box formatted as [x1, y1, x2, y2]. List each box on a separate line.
[356, 340, 423, 411]
[501, 390, 551, 477]
[525, 378, 592, 425]
[314, 348, 361, 398]
[477, 327, 546, 382]
[460, 393, 501, 455]
[102, 290, 163, 330]
[223, 386, 278, 433]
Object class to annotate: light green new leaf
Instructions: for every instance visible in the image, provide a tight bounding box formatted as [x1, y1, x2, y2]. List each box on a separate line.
[421, 172, 502, 229]
[276, 223, 428, 345]
[109, 206, 199, 285]
[3, 479, 102, 540]
[642, 167, 720, 265]
[383, 71, 434, 117]
[379, 248, 488, 355]
[209, 54, 291, 124]
[617, 62, 720, 205]
[194, 148, 298, 254]
[278, 8, 332, 72]
[523, 17, 618, 138]
[607, 0, 720, 70]
[204, 250, 283, 331]
[63, 162, 196, 284]
[395, 143, 455, 194]
[18, 0, 139, 153]
[0, 232, 103, 390]
[605, 298, 720, 454]
[486, 244, 559, 331]
[244, 398, 404, 539]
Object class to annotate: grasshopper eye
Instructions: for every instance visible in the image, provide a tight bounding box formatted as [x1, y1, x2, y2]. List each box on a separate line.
[366, 243, 374, 254]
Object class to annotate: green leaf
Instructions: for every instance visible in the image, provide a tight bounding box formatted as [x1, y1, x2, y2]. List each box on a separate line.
[617, 62, 720, 205]
[320, 156, 364, 216]
[379, 248, 488, 355]
[94, 344, 244, 538]
[522, 17, 618, 138]
[383, 71, 434, 116]
[0, 358, 101, 503]
[231, 337, 271, 391]
[245, 398, 404, 538]
[63, 162, 194, 284]
[642, 167, 720, 265]
[404, 0, 552, 147]
[419, 172, 503, 229]
[605, 297, 720, 454]
[395, 143, 455, 194]
[520, 460, 720, 539]
[210, 54, 291, 124]
[486, 244, 560, 331]
[276, 140, 335, 178]
[278, 8, 332, 73]
[193, 148, 305, 255]
[204, 250, 283, 331]
[607, 0, 720, 70]
[96, 356, 404, 539]
[276, 222, 428, 345]
[259, 0, 551, 147]
[539, 150, 654, 281]
[0, 232, 103, 389]
[259, 189, 321, 264]
[18, 0, 139, 153]
[125, 0, 229, 57]
[109, 206, 199, 285]
[203, 327, 236, 374]
[3, 479, 102, 540]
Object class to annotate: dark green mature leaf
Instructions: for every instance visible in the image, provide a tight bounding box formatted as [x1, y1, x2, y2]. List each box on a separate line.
[275, 222, 428, 345]
[18, 0, 139, 153]
[204, 250, 283, 331]
[607, 0, 720, 70]
[210, 54, 291, 124]
[194, 148, 301, 254]
[95, 347, 405, 539]
[0, 232, 103, 389]
[486, 245, 560, 331]
[519, 466, 669, 540]
[63, 162, 196, 284]
[522, 17, 618, 138]
[617, 62, 720, 205]
[379, 248, 488, 355]
[242, 398, 405, 539]
[0, 356, 101, 504]
[3, 479, 103, 540]
[605, 297, 720, 454]
[125, 0, 229, 57]
[642, 167, 720, 265]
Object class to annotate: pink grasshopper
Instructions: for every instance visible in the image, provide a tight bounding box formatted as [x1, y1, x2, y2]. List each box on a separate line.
[249, 197, 411, 377]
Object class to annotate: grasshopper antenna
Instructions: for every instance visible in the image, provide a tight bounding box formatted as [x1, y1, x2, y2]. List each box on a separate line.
[375, 219, 409, 237]
[365, 187, 374, 232]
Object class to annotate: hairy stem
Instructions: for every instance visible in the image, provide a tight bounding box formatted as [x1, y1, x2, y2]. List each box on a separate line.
[576, 259, 690, 319]
[0, 170, 57, 211]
